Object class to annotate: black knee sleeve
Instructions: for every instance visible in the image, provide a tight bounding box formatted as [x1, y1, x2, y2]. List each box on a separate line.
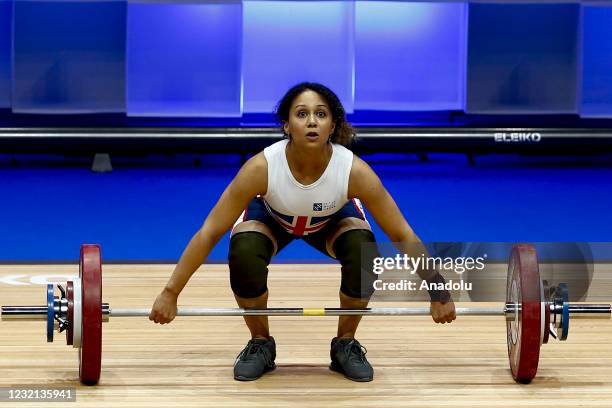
[333, 229, 379, 299]
[228, 232, 274, 299]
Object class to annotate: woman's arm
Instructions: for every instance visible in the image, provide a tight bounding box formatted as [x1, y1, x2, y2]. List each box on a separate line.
[347, 156, 434, 280]
[149, 153, 268, 324]
[348, 156, 455, 323]
[163, 152, 268, 296]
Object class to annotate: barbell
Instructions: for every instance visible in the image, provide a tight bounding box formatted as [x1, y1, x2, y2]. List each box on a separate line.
[1, 244, 610, 385]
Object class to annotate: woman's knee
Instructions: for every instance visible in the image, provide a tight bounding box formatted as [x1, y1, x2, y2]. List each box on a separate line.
[228, 232, 274, 298]
[333, 229, 379, 299]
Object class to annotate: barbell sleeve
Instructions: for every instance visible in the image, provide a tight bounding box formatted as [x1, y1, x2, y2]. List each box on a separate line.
[1, 304, 111, 320]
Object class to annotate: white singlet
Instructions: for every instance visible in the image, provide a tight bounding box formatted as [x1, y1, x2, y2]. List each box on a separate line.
[261, 139, 355, 236]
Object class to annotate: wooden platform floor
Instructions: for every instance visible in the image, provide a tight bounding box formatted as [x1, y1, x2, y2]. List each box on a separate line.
[1, 264, 612, 407]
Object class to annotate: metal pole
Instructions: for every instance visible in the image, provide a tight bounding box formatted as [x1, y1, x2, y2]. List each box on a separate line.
[105, 304, 612, 318]
[111, 307, 504, 317]
[3, 304, 611, 320]
[566, 304, 612, 319]
[0, 306, 48, 319]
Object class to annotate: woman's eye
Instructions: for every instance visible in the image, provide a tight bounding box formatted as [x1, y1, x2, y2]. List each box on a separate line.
[317, 111, 327, 118]
[297, 111, 307, 118]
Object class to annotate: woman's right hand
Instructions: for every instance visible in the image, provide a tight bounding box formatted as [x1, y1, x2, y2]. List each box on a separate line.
[149, 288, 178, 324]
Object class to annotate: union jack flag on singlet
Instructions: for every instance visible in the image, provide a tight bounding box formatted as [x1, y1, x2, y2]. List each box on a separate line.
[264, 201, 332, 236]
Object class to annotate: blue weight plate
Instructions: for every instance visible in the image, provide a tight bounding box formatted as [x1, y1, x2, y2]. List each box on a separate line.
[559, 283, 569, 341]
[47, 284, 54, 343]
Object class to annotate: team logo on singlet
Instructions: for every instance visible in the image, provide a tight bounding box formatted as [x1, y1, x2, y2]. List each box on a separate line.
[313, 201, 336, 212]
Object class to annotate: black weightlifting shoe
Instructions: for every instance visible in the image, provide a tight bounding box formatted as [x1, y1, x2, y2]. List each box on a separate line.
[233, 337, 276, 381]
[330, 337, 374, 382]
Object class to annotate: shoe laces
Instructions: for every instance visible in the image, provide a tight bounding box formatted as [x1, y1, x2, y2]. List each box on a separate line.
[342, 339, 368, 364]
[236, 340, 273, 365]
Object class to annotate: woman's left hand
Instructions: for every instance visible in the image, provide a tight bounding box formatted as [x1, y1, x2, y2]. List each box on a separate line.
[430, 300, 456, 324]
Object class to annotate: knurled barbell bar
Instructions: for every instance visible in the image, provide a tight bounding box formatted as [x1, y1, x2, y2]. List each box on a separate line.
[1, 244, 610, 385]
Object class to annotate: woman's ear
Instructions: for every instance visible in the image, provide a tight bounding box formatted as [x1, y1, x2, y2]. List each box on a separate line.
[283, 121, 289, 135]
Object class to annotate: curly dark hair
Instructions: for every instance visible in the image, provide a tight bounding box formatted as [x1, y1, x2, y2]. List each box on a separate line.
[275, 82, 355, 147]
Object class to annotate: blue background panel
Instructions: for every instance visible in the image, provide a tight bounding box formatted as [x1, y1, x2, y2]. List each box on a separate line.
[0, 0, 10, 108]
[12, 0, 126, 114]
[242, 0, 354, 114]
[1, 153, 611, 262]
[581, 4, 612, 118]
[127, 0, 242, 117]
[467, 3, 579, 114]
[355, 1, 466, 111]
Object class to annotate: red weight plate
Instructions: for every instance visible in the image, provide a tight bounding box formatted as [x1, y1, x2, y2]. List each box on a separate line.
[79, 244, 102, 385]
[66, 281, 74, 346]
[506, 244, 541, 383]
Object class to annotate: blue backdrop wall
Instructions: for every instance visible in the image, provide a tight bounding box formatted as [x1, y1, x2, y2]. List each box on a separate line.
[1, 152, 611, 262]
[1, 1, 612, 122]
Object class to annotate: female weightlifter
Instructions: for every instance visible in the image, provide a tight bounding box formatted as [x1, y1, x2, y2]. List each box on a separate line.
[149, 82, 456, 382]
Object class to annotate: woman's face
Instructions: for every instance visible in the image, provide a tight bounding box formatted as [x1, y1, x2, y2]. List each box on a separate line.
[283, 90, 335, 149]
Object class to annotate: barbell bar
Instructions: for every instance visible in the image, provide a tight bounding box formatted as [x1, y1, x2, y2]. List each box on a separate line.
[4, 305, 610, 318]
[1, 243, 610, 385]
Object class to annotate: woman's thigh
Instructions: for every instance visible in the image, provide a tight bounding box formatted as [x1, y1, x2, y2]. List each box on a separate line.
[303, 199, 373, 258]
[231, 197, 294, 255]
